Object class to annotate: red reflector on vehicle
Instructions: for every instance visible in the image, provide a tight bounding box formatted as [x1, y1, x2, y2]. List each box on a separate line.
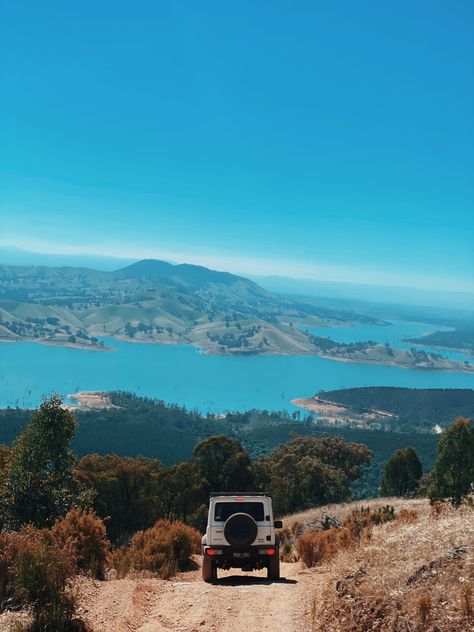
[206, 548, 222, 556]
[259, 548, 276, 555]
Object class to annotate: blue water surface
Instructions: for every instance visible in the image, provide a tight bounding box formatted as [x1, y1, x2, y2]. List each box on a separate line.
[1, 320, 473, 413]
[301, 320, 472, 362]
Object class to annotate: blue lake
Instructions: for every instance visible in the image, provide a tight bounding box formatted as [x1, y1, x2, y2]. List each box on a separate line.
[1, 321, 473, 413]
[301, 320, 471, 362]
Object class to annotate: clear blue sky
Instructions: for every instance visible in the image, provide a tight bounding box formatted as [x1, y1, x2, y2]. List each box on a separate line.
[1, 1, 473, 291]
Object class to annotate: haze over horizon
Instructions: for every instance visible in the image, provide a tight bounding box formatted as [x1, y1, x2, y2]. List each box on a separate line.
[1, 1, 473, 293]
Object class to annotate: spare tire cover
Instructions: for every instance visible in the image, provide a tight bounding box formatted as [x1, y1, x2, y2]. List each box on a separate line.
[224, 512, 258, 547]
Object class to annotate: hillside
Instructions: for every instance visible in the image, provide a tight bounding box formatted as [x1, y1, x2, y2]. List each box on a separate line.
[72, 499, 474, 632]
[294, 386, 474, 433]
[0, 261, 379, 356]
[405, 327, 474, 355]
[3, 498, 471, 632]
[1, 261, 473, 373]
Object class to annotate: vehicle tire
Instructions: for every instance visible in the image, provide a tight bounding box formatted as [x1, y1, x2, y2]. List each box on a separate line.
[224, 513, 258, 547]
[202, 556, 214, 582]
[267, 548, 280, 580]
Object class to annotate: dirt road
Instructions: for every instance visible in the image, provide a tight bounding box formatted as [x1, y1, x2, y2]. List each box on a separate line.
[77, 561, 315, 632]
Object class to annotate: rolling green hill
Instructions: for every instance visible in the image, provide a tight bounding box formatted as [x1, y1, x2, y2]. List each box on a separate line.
[0, 261, 381, 355]
[0, 261, 472, 373]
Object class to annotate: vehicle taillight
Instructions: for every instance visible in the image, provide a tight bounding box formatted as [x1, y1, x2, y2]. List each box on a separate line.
[205, 548, 222, 556]
[259, 548, 276, 555]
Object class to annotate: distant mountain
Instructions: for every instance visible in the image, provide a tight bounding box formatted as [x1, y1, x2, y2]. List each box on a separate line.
[0, 246, 137, 271]
[250, 274, 474, 311]
[114, 259, 267, 294]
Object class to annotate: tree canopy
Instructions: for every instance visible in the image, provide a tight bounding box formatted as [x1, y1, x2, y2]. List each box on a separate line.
[380, 447, 422, 497]
[0, 395, 87, 529]
[430, 417, 474, 506]
[255, 434, 372, 515]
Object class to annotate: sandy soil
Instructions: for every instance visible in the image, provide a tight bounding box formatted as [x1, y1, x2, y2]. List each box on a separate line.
[291, 397, 349, 416]
[291, 396, 396, 428]
[65, 391, 119, 410]
[76, 560, 313, 632]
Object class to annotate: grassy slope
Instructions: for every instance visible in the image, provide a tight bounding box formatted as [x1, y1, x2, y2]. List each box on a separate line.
[0, 262, 366, 355]
[2, 263, 473, 371]
[292, 498, 474, 632]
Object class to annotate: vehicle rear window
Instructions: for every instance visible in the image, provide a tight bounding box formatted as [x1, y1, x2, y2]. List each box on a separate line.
[214, 502, 265, 522]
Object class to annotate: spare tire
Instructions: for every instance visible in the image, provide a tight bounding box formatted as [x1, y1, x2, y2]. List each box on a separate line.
[224, 512, 258, 547]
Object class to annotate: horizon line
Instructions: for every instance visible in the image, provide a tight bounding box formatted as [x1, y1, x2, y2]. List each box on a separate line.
[1, 240, 473, 296]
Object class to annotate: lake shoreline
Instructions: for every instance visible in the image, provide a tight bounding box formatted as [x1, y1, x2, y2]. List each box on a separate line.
[0, 337, 113, 352]
[2, 333, 473, 374]
[291, 395, 397, 429]
[64, 391, 119, 410]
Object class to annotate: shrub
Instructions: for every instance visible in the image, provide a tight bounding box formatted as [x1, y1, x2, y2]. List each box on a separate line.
[52, 508, 110, 579]
[1, 526, 80, 631]
[109, 545, 132, 579]
[0, 530, 21, 609]
[397, 508, 419, 523]
[123, 520, 201, 579]
[429, 500, 453, 519]
[296, 528, 342, 567]
[277, 520, 303, 562]
[297, 506, 395, 569]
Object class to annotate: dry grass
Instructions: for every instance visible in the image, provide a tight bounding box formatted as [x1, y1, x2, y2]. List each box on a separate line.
[283, 497, 429, 533]
[307, 499, 474, 631]
[296, 505, 396, 569]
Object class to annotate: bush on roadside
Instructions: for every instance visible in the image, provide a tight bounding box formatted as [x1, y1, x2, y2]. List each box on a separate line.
[296, 528, 343, 567]
[118, 519, 201, 579]
[52, 508, 110, 579]
[297, 506, 396, 568]
[0, 526, 84, 631]
[0, 530, 22, 610]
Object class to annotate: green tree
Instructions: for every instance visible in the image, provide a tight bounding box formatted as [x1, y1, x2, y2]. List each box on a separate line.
[75, 453, 162, 540]
[255, 434, 372, 515]
[380, 447, 422, 497]
[430, 417, 474, 506]
[157, 460, 206, 525]
[0, 395, 86, 529]
[192, 435, 255, 494]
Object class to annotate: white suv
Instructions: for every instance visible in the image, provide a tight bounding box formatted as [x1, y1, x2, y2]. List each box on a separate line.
[201, 493, 282, 582]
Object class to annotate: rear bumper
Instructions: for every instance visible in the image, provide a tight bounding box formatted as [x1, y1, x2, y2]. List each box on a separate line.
[202, 545, 277, 559]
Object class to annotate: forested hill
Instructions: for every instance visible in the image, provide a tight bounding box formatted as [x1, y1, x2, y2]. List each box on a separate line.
[0, 391, 442, 498]
[317, 387, 474, 429]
